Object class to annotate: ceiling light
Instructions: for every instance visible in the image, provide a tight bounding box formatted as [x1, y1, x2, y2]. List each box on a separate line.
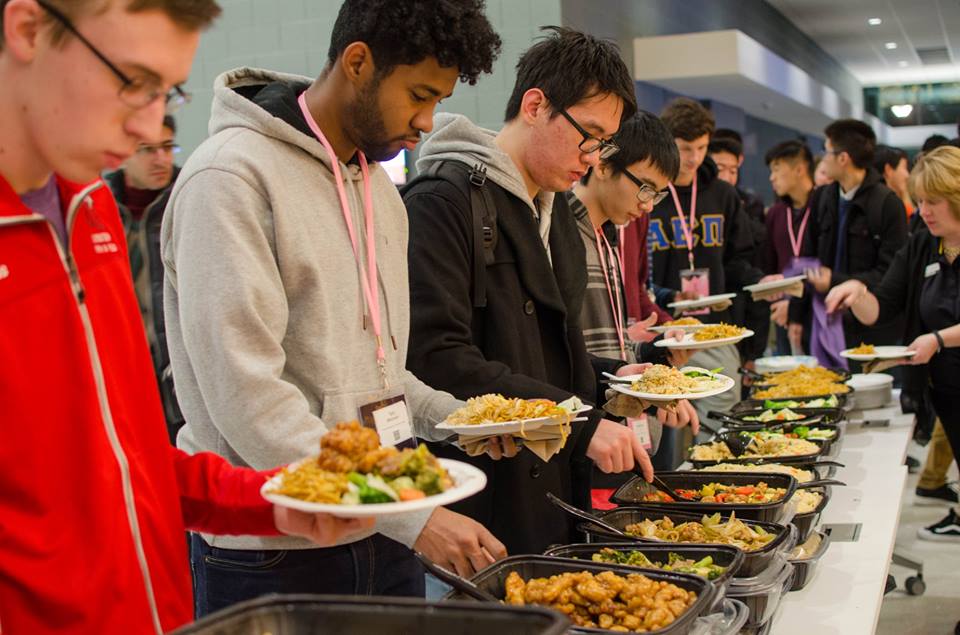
[868, 17, 882, 25]
[891, 104, 914, 118]
[885, 42, 898, 50]
[898, 60, 909, 67]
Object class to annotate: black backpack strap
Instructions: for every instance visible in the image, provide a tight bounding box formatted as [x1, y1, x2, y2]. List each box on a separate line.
[405, 160, 497, 308]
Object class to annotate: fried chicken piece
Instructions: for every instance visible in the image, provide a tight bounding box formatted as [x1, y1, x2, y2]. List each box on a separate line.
[356, 446, 398, 473]
[505, 571, 526, 605]
[316, 421, 380, 472]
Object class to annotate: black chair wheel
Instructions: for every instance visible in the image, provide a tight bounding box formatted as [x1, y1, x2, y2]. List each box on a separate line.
[905, 575, 926, 596]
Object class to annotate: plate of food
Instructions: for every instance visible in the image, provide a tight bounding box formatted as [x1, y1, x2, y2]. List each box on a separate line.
[840, 344, 917, 361]
[742, 274, 807, 294]
[434, 394, 588, 436]
[667, 292, 737, 311]
[261, 421, 487, 517]
[751, 365, 851, 400]
[610, 365, 735, 401]
[654, 323, 754, 350]
[648, 316, 708, 334]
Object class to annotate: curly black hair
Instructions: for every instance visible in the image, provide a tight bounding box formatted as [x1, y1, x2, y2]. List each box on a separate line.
[505, 26, 636, 124]
[327, 0, 501, 86]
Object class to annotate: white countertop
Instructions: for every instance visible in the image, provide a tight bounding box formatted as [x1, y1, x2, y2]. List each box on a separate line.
[772, 402, 914, 634]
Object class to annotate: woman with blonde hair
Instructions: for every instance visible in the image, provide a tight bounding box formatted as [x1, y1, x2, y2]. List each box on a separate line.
[827, 145, 960, 541]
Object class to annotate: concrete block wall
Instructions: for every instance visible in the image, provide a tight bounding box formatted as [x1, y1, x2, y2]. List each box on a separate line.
[175, 0, 563, 158]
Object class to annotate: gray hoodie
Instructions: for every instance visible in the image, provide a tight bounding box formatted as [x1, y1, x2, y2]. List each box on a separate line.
[162, 67, 461, 551]
[416, 113, 555, 260]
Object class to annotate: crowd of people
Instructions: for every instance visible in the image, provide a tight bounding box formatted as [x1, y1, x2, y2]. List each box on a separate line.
[1, 0, 958, 632]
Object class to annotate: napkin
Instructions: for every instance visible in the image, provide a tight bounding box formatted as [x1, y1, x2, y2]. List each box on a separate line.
[862, 357, 911, 374]
[457, 422, 572, 462]
[673, 298, 733, 315]
[750, 280, 805, 302]
[603, 390, 679, 416]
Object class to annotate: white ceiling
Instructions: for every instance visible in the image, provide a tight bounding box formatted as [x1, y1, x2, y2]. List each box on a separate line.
[767, 0, 960, 86]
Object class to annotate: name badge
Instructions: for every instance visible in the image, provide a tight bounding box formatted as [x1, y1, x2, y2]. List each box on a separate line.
[358, 391, 416, 448]
[925, 262, 941, 278]
[627, 414, 652, 450]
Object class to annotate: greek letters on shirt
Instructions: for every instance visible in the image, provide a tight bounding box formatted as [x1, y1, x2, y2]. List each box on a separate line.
[648, 214, 725, 252]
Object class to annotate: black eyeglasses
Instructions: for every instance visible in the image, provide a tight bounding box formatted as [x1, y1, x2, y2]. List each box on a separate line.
[136, 141, 181, 155]
[36, 0, 191, 114]
[620, 169, 669, 205]
[556, 108, 619, 160]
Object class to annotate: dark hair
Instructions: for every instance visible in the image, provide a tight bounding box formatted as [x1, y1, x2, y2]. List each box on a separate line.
[823, 118, 876, 169]
[873, 144, 907, 174]
[660, 97, 715, 141]
[504, 26, 636, 123]
[162, 114, 176, 135]
[584, 110, 680, 184]
[708, 136, 742, 158]
[327, 0, 501, 86]
[2, 0, 221, 50]
[713, 128, 743, 145]
[922, 134, 951, 154]
[764, 140, 814, 177]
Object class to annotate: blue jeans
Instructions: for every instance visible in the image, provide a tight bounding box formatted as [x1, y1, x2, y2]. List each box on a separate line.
[189, 533, 425, 617]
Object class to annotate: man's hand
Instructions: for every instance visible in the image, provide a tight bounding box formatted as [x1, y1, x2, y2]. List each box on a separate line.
[758, 274, 786, 302]
[675, 289, 700, 302]
[616, 362, 653, 378]
[627, 313, 659, 344]
[771, 300, 789, 327]
[484, 435, 519, 460]
[824, 280, 867, 314]
[655, 399, 699, 435]
[666, 344, 692, 368]
[273, 506, 375, 546]
[414, 507, 507, 578]
[806, 266, 832, 294]
[906, 333, 940, 365]
[586, 419, 653, 480]
[787, 323, 803, 352]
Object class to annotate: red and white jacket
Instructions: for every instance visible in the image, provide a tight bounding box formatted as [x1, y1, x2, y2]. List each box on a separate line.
[0, 175, 280, 634]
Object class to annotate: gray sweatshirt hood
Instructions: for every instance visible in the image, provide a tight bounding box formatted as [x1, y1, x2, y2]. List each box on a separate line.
[417, 113, 555, 254]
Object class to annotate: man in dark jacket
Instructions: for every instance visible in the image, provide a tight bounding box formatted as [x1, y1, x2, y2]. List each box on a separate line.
[404, 28, 661, 556]
[634, 98, 765, 419]
[797, 119, 907, 351]
[105, 115, 183, 443]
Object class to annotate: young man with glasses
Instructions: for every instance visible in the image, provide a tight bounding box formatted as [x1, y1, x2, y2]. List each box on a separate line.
[404, 28, 683, 556]
[0, 1, 374, 633]
[105, 114, 184, 443]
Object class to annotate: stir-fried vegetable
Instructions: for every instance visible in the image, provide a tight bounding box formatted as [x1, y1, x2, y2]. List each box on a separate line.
[591, 548, 727, 580]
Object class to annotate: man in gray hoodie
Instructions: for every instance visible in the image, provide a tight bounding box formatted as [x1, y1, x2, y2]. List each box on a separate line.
[162, 0, 504, 614]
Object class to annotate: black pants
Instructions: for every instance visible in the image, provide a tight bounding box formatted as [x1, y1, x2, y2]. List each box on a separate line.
[189, 533, 425, 618]
[931, 389, 960, 467]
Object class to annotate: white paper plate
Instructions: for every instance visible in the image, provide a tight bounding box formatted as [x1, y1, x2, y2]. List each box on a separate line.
[435, 407, 591, 436]
[262, 458, 487, 518]
[648, 324, 709, 334]
[840, 346, 917, 362]
[653, 329, 755, 350]
[743, 275, 807, 294]
[609, 366, 736, 401]
[667, 293, 737, 311]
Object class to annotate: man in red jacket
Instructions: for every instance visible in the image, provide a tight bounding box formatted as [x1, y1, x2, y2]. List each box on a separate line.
[0, 1, 371, 633]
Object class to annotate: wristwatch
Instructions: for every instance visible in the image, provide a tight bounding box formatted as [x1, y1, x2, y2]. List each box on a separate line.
[933, 330, 945, 353]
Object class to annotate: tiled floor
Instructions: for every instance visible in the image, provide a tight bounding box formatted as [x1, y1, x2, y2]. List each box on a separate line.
[876, 442, 959, 635]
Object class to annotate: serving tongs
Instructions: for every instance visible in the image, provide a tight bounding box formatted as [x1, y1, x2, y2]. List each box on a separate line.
[414, 552, 499, 602]
[546, 492, 632, 539]
[796, 478, 846, 489]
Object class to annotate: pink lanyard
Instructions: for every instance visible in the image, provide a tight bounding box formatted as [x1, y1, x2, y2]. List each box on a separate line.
[787, 205, 811, 259]
[297, 92, 388, 387]
[595, 228, 627, 360]
[668, 174, 698, 271]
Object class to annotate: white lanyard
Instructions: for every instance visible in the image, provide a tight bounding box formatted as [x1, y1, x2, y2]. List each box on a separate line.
[668, 174, 698, 271]
[297, 92, 388, 387]
[595, 227, 627, 361]
[787, 205, 811, 259]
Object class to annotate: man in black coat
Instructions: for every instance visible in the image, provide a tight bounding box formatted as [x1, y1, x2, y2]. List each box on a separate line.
[794, 119, 907, 350]
[404, 28, 689, 558]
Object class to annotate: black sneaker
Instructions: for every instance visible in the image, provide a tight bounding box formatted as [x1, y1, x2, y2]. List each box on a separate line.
[917, 509, 960, 542]
[915, 482, 960, 506]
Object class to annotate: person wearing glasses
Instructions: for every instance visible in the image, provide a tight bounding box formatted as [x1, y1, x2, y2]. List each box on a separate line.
[405, 27, 659, 558]
[563, 111, 700, 488]
[621, 98, 766, 427]
[0, 1, 374, 633]
[104, 114, 183, 443]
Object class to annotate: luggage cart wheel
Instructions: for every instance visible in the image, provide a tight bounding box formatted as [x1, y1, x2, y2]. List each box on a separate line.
[905, 575, 926, 596]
